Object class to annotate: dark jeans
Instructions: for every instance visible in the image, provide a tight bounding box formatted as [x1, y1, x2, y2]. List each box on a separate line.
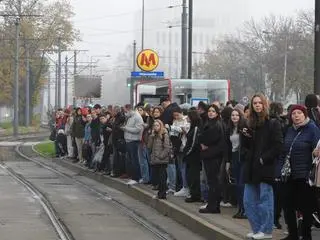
[272, 180, 285, 224]
[152, 164, 167, 198]
[126, 141, 141, 181]
[231, 151, 244, 210]
[203, 158, 222, 211]
[186, 159, 201, 199]
[112, 144, 126, 176]
[99, 145, 111, 172]
[283, 179, 313, 239]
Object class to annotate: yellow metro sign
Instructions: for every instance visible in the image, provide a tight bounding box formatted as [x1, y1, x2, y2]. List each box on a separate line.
[137, 49, 159, 72]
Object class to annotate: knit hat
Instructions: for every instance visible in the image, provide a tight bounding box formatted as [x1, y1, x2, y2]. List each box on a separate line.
[290, 104, 308, 117]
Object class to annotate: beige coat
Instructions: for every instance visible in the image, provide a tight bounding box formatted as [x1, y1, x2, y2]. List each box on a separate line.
[148, 133, 170, 165]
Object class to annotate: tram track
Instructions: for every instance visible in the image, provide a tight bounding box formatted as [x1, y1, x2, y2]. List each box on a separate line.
[14, 144, 175, 240]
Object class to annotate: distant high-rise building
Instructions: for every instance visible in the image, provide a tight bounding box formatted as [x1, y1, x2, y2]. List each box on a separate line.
[133, 0, 250, 78]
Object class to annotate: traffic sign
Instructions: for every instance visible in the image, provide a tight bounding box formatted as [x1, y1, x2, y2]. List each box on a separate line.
[136, 49, 159, 72]
[131, 71, 164, 77]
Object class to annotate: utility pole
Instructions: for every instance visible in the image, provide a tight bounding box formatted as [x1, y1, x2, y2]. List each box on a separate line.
[57, 37, 62, 108]
[55, 63, 58, 108]
[130, 40, 137, 106]
[73, 51, 77, 107]
[65, 56, 68, 108]
[187, 0, 193, 79]
[47, 71, 51, 109]
[283, 36, 288, 101]
[25, 44, 30, 126]
[181, 0, 188, 79]
[315, 0, 320, 94]
[13, 17, 20, 137]
[141, 0, 145, 50]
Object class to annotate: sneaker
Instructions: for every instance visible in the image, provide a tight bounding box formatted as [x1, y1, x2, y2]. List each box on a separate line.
[166, 188, 175, 194]
[199, 203, 208, 210]
[220, 201, 233, 207]
[127, 180, 138, 185]
[139, 179, 144, 184]
[252, 232, 272, 239]
[246, 232, 254, 238]
[173, 187, 189, 197]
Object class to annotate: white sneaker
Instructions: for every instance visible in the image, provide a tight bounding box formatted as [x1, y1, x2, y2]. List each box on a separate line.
[199, 203, 208, 210]
[220, 202, 233, 207]
[173, 187, 189, 197]
[139, 179, 144, 184]
[166, 189, 175, 194]
[246, 232, 254, 239]
[252, 232, 272, 239]
[127, 180, 138, 185]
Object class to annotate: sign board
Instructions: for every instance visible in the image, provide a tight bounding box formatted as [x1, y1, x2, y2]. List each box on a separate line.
[136, 49, 159, 72]
[191, 98, 209, 107]
[131, 71, 164, 77]
[74, 75, 102, 98]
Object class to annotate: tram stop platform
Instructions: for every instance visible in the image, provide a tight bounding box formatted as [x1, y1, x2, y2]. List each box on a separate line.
[50, 158, 287, 240]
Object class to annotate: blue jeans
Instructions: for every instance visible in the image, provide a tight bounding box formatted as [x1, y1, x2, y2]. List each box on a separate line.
[126, 141, 141, 181]
[231, 151, 244, 210]
[138, 143, 150, 183]
[167, 163, 176, 191]
[244, 183, 274, 234]
[177, 153, 188, 189]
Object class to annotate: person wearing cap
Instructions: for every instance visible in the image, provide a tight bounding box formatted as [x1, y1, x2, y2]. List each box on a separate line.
[281, 104, 320, 240]
[242, 93, 283, 240]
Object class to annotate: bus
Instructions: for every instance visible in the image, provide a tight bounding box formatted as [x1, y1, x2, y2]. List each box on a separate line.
[135, 79, 230, 106]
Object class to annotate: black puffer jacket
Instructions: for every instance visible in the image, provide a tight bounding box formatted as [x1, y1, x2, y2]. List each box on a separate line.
[199, 118, 226, 160]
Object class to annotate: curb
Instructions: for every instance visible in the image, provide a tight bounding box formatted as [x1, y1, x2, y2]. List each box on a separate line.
[32, 145, 243, 240]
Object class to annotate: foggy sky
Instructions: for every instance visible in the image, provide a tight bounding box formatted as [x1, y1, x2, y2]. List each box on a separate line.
[70, 0, 314, 65]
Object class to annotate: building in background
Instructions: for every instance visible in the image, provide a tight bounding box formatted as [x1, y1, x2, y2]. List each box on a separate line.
[133, 0, 249, 78]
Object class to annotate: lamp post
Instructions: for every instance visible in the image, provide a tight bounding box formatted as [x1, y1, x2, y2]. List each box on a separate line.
[141, 0, 145, 50]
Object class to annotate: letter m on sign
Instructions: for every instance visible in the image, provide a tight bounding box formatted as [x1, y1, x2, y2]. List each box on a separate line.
[140, 53, 156, 67]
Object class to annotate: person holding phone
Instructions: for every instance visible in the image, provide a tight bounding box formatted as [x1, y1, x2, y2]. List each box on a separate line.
[242, 94, 283, 240]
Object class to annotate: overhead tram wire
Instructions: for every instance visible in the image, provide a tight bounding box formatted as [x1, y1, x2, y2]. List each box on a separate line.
[74, 6, 169, 23]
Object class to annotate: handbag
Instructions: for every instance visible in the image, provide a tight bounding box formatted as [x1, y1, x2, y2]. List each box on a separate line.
[281, 131, 302, 182]
[309, 157, 320, 187]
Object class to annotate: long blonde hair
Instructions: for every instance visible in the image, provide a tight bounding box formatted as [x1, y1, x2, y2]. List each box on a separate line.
[153, 119, 167, 139]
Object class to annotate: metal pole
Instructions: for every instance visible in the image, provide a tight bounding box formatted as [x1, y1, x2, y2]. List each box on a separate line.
[13, 17, 20, 137]
[141, 0, 145, 50]
[57, 37, 61, 108]
[73, 51, 77, 107]
[55, 63, 58, 108]
[25, 45, 30, 126]
[47, 71, 51, 109]
[188, 0, 193, 79]
[181, 0, 188, 79]
[65, 56, 68, 108]
[169, 28, 172, 78]
[283, 36, 288, 101]
[131, 40, 137, 106]
[315, 0, 320, 94]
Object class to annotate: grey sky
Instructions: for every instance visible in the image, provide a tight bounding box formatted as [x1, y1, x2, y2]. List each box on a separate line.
[70, 0, 313, 66]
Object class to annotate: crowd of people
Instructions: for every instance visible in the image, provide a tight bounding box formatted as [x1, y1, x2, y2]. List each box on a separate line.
[49, 93, 320, 240]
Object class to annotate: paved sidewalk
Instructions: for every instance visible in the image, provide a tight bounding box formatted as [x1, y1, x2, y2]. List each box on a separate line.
[47, 158, 288, 240]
